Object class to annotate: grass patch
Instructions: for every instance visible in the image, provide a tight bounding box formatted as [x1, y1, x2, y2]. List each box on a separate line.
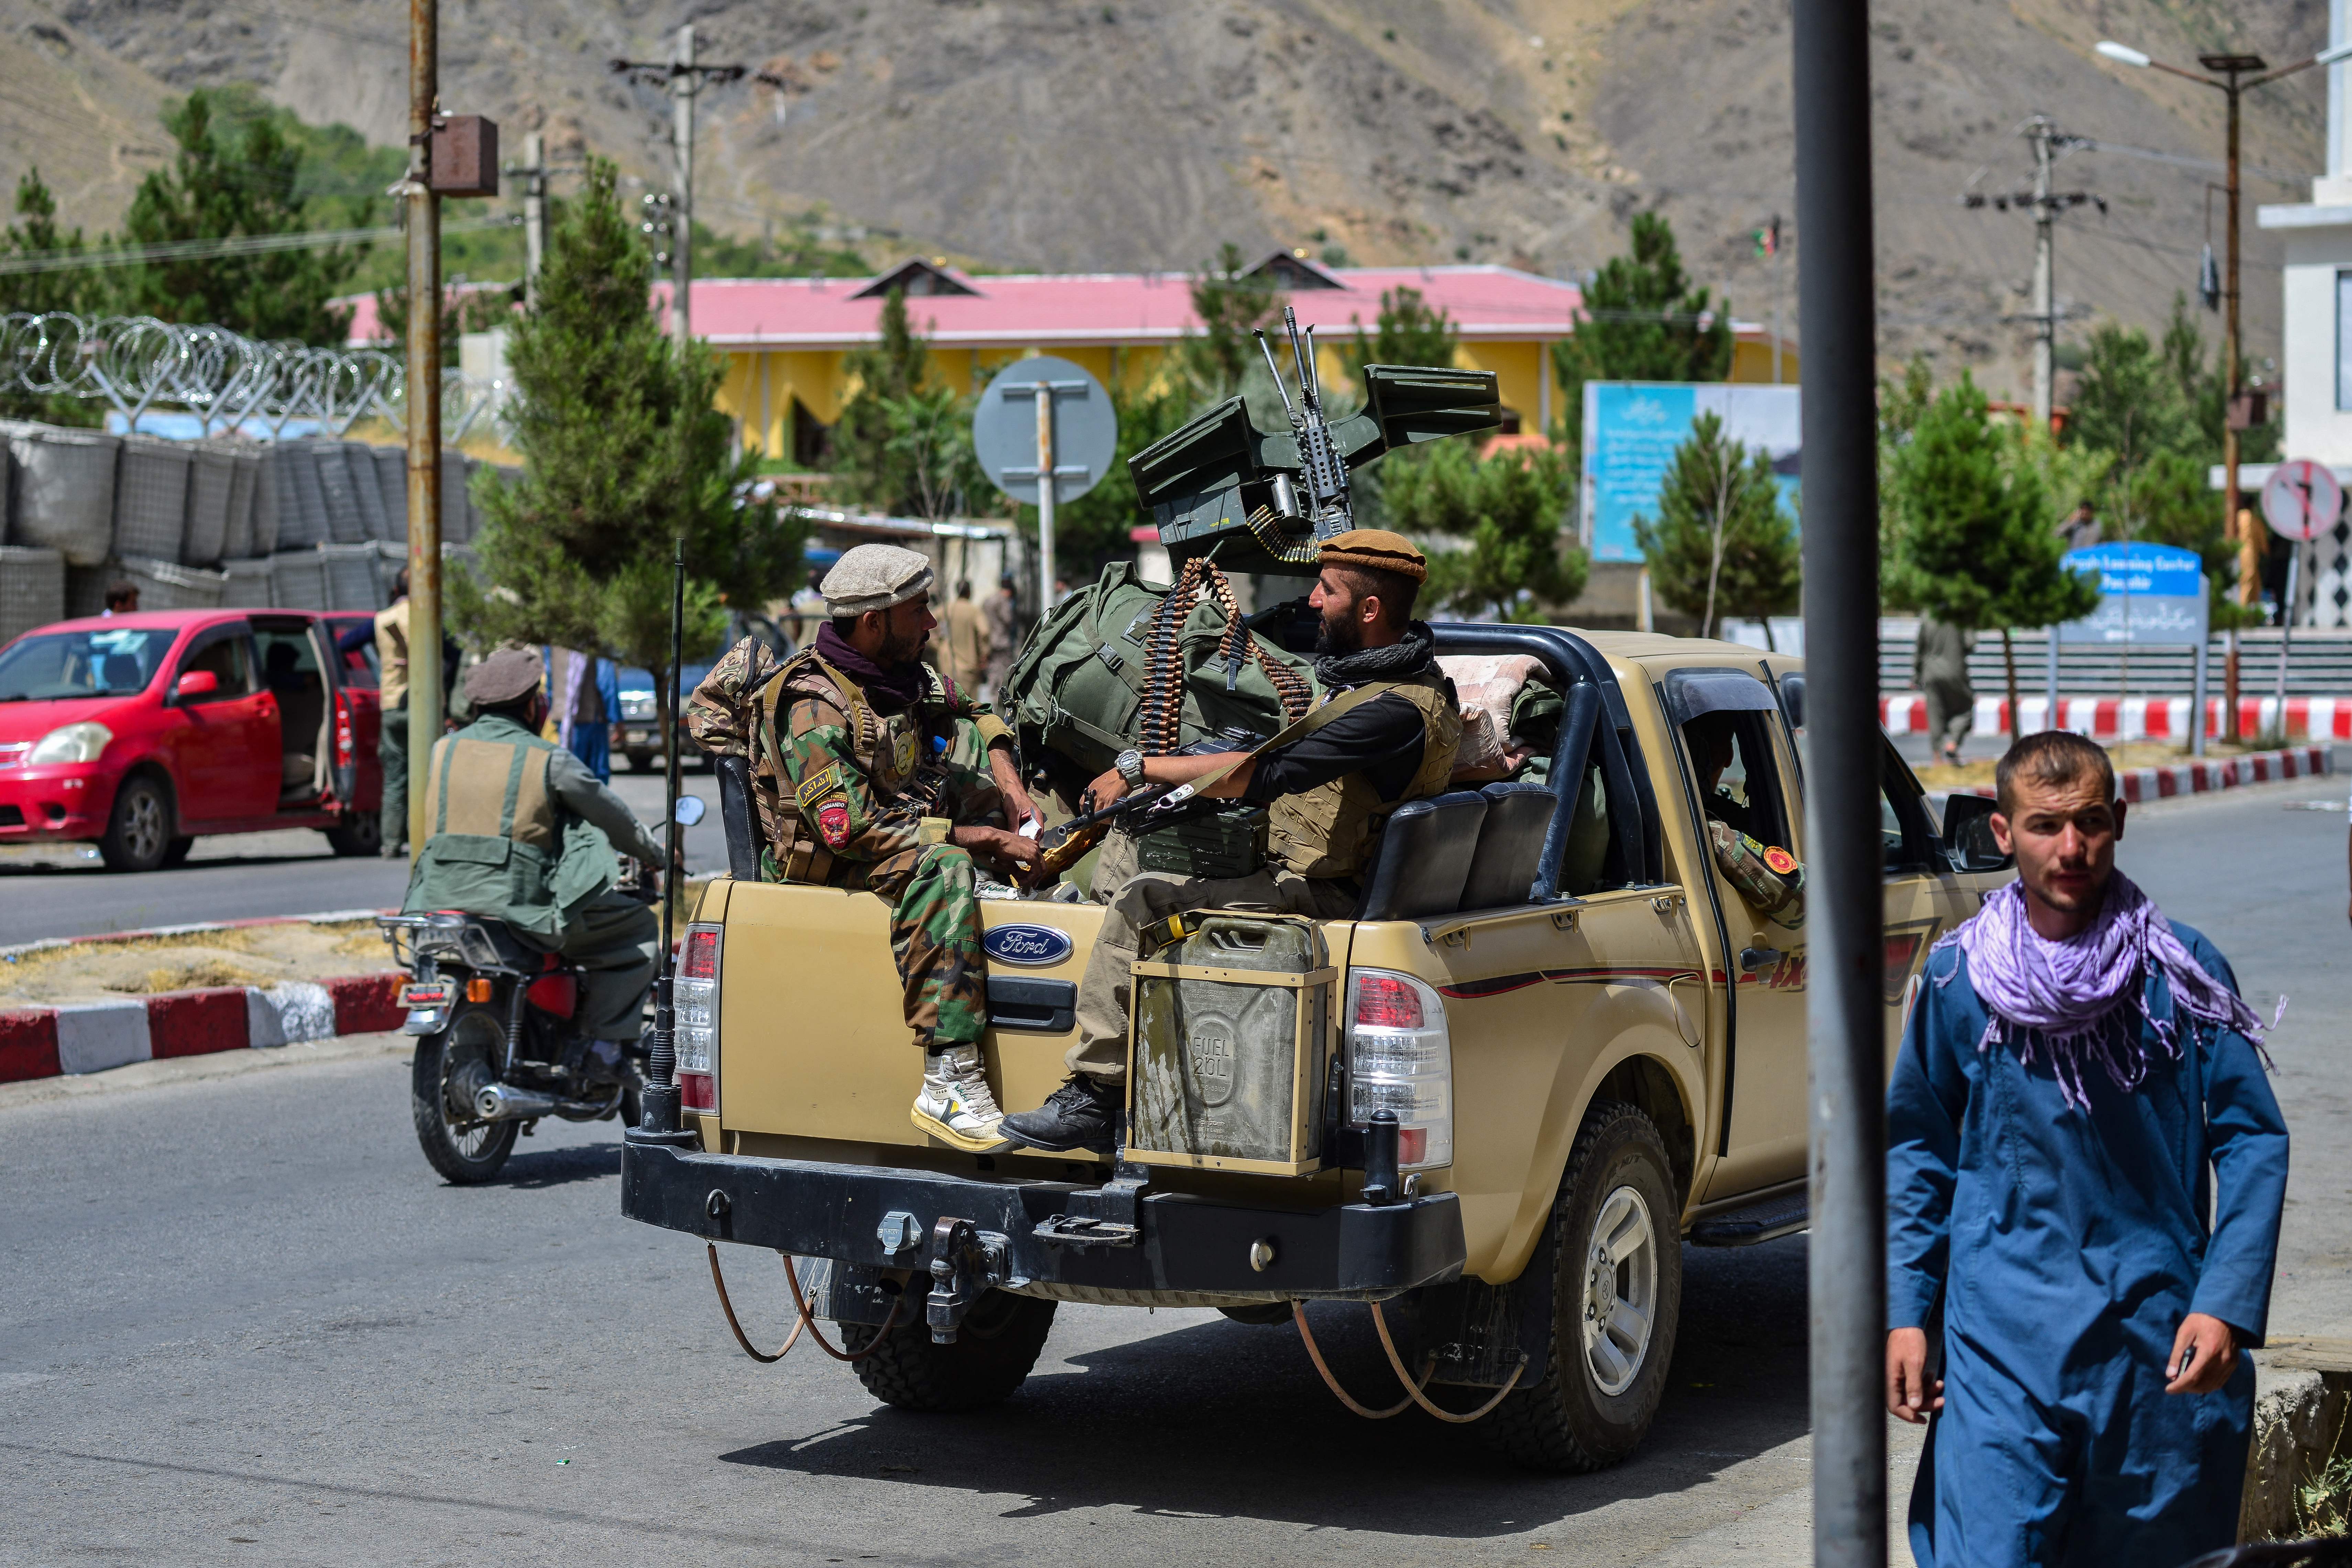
[2295, 1451, 2352, 1539]
[109, 958, 275, 994]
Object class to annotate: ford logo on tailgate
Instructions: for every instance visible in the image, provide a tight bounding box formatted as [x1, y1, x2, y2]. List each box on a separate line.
[984, 923, 1073, 967]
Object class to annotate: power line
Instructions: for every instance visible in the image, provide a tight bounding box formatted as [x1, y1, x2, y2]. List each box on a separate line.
[0, 213, 516, 277]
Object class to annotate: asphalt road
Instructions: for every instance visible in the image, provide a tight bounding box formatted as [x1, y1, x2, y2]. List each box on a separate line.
[0, 773, 722, 946]
[0, 782, 2342, 1564]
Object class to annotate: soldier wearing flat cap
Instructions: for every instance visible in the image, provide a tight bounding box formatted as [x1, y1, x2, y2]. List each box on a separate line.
[998, 528, 1463, 1153]
[402, 645, 672, 1082]
[685, 543, 1042, 1149]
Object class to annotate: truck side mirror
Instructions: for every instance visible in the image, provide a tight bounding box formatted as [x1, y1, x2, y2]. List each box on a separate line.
[1939, 793, 2012, 873]
[673, 795, 707, 826]
[173, 669, 219, 701]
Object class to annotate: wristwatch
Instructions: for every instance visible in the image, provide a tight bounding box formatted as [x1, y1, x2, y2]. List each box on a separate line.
[1115, 748, 1147, 790]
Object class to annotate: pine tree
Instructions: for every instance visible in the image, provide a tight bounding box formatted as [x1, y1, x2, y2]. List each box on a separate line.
[104, 89, 363, 343]
[1633, 411, 1799, 642]
[827, 286, 975, 516]
[1383, 439, 1588, 622]
[1175, 242, 1284, 407]
[1886, 376, 2098, 726]
[1341, 285, 1458, 387]
[2, 169, 91, 317]
[449, 158, 802, 762]
[1550, 212, 1733, 453]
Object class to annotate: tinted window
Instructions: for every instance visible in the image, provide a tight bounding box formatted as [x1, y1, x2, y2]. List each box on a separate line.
[0, 628, 171, 702]
[178, 635, 252, 704]
[254, 627, 320, 692]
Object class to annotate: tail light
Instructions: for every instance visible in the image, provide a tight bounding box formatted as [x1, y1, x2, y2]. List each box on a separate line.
[1345, 968, 1452, 1171]
[335, 694, 353, 767]
[676, 922, 722, 1114]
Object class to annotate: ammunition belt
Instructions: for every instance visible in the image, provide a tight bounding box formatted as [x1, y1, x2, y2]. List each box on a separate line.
[1137, 557, 1313, 756]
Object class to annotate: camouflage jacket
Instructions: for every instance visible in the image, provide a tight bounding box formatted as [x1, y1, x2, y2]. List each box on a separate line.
[686, 637, 1012, 884]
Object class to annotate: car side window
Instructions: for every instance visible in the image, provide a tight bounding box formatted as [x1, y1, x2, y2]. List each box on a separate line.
[1879, 742, 1941, 872]
[1679, 709, 1793, 853]
[177, 634, 253, 704]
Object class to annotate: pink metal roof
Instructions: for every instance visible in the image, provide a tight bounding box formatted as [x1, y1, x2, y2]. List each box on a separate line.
[342, 265, 1586, 349]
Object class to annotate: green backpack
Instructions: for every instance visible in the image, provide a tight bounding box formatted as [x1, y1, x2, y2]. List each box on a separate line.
[1002, 559, 1317, 796]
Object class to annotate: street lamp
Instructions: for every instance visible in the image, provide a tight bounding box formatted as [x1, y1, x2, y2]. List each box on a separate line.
[2095, 36, 2335, 738]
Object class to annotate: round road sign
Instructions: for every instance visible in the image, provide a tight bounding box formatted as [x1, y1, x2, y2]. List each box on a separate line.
[2261, 459, 2344, 543]
[972, 356, 1116, 507]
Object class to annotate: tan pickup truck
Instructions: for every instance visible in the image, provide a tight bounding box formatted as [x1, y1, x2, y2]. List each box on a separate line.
[622, 622, 2011, 1470]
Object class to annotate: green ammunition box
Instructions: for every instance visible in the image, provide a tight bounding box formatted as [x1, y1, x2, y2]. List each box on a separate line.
[1134, 808, 1269, 880]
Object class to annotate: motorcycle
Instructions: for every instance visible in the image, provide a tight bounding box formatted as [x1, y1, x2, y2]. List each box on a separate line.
[378, 907, 648, 1183]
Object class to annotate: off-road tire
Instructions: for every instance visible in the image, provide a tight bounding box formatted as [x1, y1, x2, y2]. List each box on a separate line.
[841, 1290, 1056, 1412]
[410, 1008, 519, 1184]
[325, 811, 382, 857]
[1480, 1100, 1682, 1473]
[97, 772, 173, 872]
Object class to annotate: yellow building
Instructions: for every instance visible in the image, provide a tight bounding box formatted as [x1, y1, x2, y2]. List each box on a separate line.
[683, 254, 1797, 465]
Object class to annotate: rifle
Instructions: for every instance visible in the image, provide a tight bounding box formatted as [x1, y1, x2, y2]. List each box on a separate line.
[1020, 726, 1266, 886]
[1255, 306, 1352, 540]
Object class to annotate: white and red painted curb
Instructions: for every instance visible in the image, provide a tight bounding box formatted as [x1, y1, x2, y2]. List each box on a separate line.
[1936, 744, 2331, 805]
[0, 908, 405, 1086]
[1883, 693, 2352, 743]
[0, 971, 406, 1084]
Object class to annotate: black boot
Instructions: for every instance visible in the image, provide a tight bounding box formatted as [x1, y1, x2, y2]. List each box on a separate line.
[999, 1074, 1120, 1154]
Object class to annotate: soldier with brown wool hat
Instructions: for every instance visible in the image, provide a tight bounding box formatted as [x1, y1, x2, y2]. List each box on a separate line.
[997, 528, 1464, 1154]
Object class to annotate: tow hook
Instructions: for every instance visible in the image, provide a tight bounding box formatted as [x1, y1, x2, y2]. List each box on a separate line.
[925, 1216, 1011, 1345]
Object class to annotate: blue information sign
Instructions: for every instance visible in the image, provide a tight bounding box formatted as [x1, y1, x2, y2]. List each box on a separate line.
[2054, 542, 2206, 646]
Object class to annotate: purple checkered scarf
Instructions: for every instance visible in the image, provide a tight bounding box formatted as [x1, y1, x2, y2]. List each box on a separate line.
[1934, 872, 2274, 1109]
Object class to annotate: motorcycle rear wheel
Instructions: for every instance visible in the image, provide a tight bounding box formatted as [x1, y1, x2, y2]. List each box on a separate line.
[411, 1005, 519, 1184]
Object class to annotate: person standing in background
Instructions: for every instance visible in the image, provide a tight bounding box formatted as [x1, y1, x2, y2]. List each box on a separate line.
[943, 579, 990, 697]
[101, 582, 138, 616]
[1914, 615, 1977, 769]
[365, 571, 412, 857]
[2056, 498, 2101, 554]
[983, 575, 1020, 702]
[544, 646, 615, 783]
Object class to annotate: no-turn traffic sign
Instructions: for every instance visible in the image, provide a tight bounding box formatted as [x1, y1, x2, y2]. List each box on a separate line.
[2261, 459, 2344, 542]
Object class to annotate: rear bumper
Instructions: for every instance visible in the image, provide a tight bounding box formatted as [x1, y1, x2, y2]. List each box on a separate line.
[621, 1139, 1466, 1300]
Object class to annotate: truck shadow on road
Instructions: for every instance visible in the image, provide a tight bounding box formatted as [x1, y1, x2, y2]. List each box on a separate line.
[718, 1236, 1811, 1538]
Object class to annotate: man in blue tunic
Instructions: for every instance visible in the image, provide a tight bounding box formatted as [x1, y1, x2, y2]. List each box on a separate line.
[1886, 730, 2288, 1567]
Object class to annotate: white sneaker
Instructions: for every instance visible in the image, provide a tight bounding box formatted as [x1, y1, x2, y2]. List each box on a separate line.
[910, 1043, 1008, 1151]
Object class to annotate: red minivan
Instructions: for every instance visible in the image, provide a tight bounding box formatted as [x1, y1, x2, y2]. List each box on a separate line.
[0, 609, 385, 871]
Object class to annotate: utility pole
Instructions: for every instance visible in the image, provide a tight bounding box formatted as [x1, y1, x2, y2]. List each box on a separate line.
[612, 28, 757, 351]
[670, 25, 695, 347]
[404, 0, 442, 863]
[519, 130, 547, 308]
[2094, 38, 2339, 738]
[1960, 116, 2098, 435]
[1793, 0, 1885, 1562]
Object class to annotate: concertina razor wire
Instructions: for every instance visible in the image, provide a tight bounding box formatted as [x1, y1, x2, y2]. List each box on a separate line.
[0, 312, 503, 442]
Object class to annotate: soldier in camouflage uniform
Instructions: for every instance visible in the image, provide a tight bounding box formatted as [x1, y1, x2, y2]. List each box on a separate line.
[686, 544, 1041, 1150]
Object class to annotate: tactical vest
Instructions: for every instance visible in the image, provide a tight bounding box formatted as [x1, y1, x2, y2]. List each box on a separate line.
[759, 649, 955, 886]
[403, 717, 615, 936]
[1267, 670, 1463, 879]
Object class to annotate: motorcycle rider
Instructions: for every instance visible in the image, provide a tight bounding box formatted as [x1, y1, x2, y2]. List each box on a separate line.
[403, 646, 670, 1083]
[999, 530, 1463, 1154]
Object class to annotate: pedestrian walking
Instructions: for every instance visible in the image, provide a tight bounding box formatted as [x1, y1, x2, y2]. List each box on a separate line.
[942, 579, 990, 697]
[983, 574, 1020, 701]
[1886, 730, 2287, 1568]
[101, 581, 138, 616]
[1914, 615, 1976, 768]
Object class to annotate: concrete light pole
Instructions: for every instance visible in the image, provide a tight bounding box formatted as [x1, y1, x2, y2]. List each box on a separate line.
[2096, 36, 2348, 737]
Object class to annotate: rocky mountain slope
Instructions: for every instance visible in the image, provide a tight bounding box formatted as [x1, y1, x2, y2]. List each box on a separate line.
[5, 0, 2327, 393]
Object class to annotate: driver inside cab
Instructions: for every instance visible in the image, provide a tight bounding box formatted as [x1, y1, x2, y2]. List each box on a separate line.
[1682, 708, 1804, 928]
[403, 646, 672, 1085]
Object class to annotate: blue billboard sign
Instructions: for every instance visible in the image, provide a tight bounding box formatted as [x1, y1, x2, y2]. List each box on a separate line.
[2053, 542, 2206, 645]
[1580, 382, 1802, 563]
